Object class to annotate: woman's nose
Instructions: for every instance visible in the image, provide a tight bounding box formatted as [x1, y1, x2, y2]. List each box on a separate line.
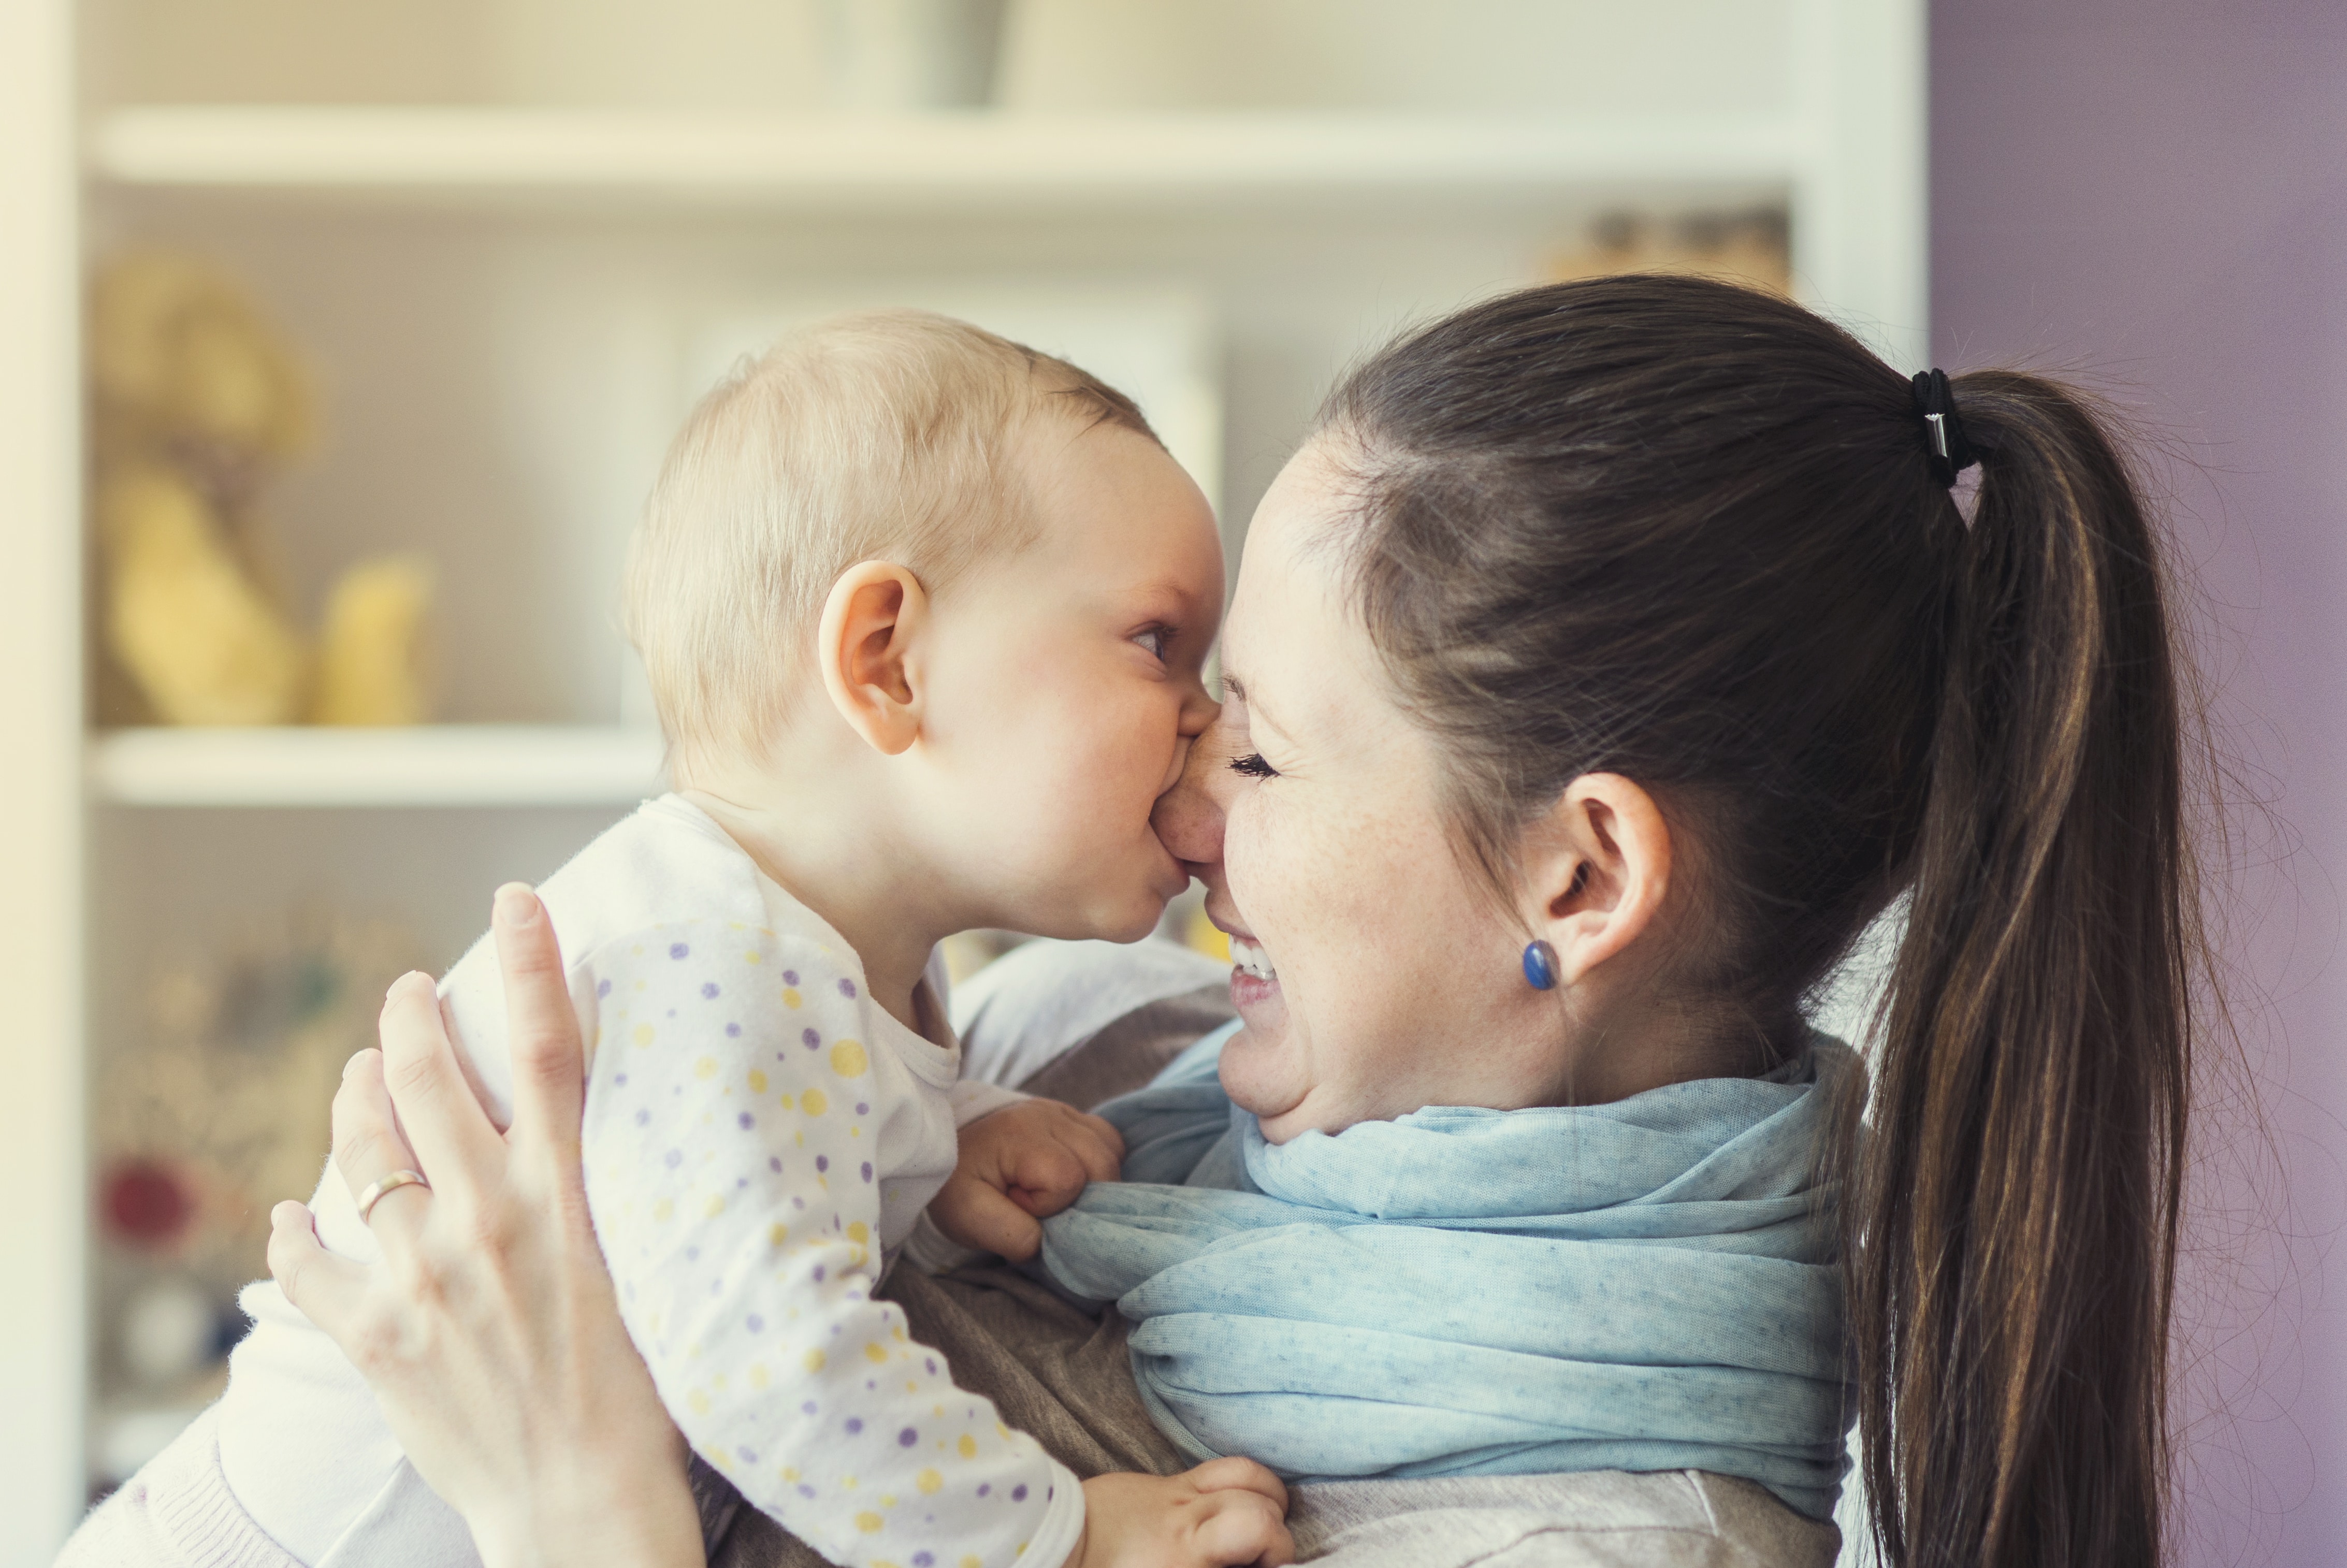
[1151, 719, 1229, 872]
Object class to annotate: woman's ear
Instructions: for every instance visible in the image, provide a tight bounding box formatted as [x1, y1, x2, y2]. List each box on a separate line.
[817, 561, 929, 756]
[1524, 773, 1671, 986]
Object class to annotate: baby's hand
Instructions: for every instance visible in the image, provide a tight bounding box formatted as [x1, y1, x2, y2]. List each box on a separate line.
[1066, 1460, 1295, 1568]
[929, 1099, 1124, 1261]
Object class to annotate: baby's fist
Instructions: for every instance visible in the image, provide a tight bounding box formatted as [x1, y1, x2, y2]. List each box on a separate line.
[929, 1099, 1124, 1261]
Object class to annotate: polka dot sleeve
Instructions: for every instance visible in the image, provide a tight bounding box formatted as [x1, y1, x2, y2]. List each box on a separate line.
[575, 922, 1082, 1568]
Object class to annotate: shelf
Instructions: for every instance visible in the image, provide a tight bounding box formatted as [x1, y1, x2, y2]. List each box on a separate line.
[87, 107, 1807, 211]
[90, 725, 667, 807]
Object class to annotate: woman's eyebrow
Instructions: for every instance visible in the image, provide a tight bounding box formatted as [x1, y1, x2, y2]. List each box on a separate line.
[1220, 673, 1289, 739]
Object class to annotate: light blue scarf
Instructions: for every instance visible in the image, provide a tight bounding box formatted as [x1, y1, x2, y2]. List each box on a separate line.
[1037, 1022, 1856, 1520]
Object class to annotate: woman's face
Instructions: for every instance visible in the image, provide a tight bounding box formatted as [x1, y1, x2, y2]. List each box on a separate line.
[1153, 440, 1600, 1142]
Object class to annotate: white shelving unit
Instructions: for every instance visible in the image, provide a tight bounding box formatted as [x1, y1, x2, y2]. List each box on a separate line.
[91, 725, 667, 808]
[4, 2, 1924, 1557]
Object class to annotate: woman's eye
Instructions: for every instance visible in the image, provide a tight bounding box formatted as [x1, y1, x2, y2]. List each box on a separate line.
[1228, 753, 1279, 779]
[1132, 626, 1174, 662]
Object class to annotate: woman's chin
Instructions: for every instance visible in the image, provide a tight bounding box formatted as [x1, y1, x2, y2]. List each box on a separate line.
[1218, 1013, 1309, 1128]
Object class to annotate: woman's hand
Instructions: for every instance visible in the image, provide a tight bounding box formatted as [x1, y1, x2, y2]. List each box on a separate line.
[265, 884, 703, 1568]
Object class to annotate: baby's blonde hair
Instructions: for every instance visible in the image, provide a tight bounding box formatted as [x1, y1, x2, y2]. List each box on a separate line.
[624, 309, 1156, 777]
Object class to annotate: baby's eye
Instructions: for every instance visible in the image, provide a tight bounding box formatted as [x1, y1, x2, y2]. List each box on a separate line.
[1228, 753, 1279, 779]
[1131, 626, 1175, 662]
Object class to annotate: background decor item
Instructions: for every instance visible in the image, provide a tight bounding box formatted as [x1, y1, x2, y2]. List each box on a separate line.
[92, 908, 421, 1399]
[821, 0, 1008, 110]
[90, 251, 438, 729]
[1547, 209, 1792, 298]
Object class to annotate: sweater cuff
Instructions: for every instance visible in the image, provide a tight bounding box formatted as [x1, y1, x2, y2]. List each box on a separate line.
[1018, 1458, 1088, 1568]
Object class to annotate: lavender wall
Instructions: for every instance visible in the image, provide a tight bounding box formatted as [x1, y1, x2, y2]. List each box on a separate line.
[1932, 3, 2347, 1563]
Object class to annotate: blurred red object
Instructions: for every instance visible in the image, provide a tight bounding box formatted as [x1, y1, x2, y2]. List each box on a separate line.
[102, 1158, 196, 1250]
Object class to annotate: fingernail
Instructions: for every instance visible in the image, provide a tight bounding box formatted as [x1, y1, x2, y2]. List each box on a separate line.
[495, 882, 538, 927]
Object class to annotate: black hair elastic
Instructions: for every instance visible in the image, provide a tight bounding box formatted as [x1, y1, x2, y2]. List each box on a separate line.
[1910, 369, 1977, 488]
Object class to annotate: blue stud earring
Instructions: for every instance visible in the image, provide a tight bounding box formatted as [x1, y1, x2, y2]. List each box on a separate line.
[1522, 939, 1560, 991]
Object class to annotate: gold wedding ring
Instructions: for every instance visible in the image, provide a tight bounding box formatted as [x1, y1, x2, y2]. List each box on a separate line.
[356, 1169, 430, 1223]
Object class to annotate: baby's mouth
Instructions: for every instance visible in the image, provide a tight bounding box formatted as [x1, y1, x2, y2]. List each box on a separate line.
[1231, 935, 1279, 984]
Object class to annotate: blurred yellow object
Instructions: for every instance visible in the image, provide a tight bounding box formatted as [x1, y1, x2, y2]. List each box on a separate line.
[1547, 209, 1791, 298]
[91, 251, 311, 461]
[1185, 905, 1231, 963]
[99, 470, 308, 727]
[311, 557, 436, 726]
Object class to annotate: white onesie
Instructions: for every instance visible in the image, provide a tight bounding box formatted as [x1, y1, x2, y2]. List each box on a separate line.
[215, 794, 1085, 1568]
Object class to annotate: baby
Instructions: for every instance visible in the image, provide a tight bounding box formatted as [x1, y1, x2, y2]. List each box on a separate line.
[215, 312, 1233, 1568]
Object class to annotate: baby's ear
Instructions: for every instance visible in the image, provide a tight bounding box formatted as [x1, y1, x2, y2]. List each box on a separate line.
[818, 561, 928, 756]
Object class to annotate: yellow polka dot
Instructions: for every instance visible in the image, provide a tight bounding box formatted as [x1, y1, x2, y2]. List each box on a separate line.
[709, 1446, 731, 1469]
[957, 1434, 978, 1459]
[780, 1092, 795, 1110]
[880, 1494, 897, 1508]
[782, 1466, 800, 1482]
[829, 1040, 869, 1078]
[804, 1349, 825, 1372]
[694, 1056, 717, 1079]
[769, 1223, 788, 1247]
[631, 945, 644, 956]
[905, 1381, 918, 1393]
[705, 1195, 726, 1218]
[745, 950, 763, 965]
[962, 1557, 982, 1568]
[749, 1363, 768, 1390]
[917, 1469, 941, 1495]
[748, 1068, 768, 1094]
[854, 1512, 883, 1533]
[864, 1341, 887, 1364]
[802, 1088, 828, 1116]
[846, 1221, 869, 1245]
[653, 1199, 674, 1223]
[632, 1024, 655, 1047]
[687, 1390, 710, 1415]
[783, 987, 802, 1009]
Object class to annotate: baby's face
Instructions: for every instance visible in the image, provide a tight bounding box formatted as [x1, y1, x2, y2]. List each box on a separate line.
[909, 421, 1224, 942]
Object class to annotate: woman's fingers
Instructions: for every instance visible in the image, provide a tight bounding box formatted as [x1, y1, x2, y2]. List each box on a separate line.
[332, 1048, 431, 1250]
[490, 884, 586, 1162]
[376, 969, 502, 1190]
[267, 1201, 370, 1339]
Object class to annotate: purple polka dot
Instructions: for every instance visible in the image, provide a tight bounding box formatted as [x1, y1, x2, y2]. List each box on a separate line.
[802, 1400, 818, 1414]
[702, 982, 720, 999]
[726, 1022, 741, 1037]
[813, 1265, 825, 1282]
[816, 1155, 829, 1173]
[634, 1109, 648, 1126]
[838, 978, 857, 998]
[669, 942, 690, 960]
[855, 1102, 869, 1115]
[738, 1111, 755, 1129]
[596, 979, 611, 998]
[747, 1314, 763, 1332]
[685, 1246, 700, 1262]
[925, 1358, 936, 1374]
[978, 1484, 991, 1498]
[664, 1149, 682, 1168]
[796, 1484, 816, 1500]
[769, 1156, 782, 1172]
[615, 1072, 628, 1086]
[1012, 1484, 1028, 1503]
[802, 1028, 820, 1048]
[860, 1162, 873, 1183]
[782, 970, 800, 985]
[740, 1445, 758, 1463]
[914, 1556, 935, 1568]
[897, 1427, 918, 1447]
[844, 1418, 863, 1435]
[736, 1176, 747, 1188]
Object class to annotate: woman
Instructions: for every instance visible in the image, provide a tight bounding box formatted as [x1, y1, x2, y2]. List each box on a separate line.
[77, 276, 2199, 1568]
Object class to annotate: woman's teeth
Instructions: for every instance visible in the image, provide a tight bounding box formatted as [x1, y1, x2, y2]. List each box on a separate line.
[1231, 937, 1278, 983]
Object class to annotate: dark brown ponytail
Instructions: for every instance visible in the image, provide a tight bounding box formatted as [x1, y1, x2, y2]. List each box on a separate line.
[1316, 278, 2196, 1568]
[1852, 371, 2190, 1567]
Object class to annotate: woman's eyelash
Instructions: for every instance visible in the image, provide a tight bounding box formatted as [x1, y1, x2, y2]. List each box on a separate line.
[1229, 753, 1279, 779]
